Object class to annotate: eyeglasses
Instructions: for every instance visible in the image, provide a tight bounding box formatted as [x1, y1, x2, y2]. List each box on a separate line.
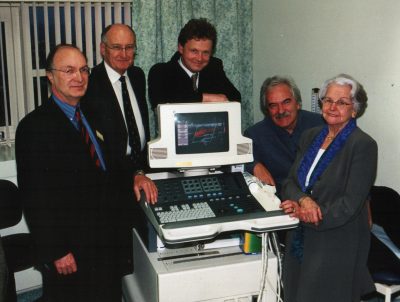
[320, 97, 352, 108]
[105, 44, 137, 53]
[49, 66, 91, 76]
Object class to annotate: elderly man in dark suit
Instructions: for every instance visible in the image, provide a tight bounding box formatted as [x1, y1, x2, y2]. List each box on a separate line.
[148, 18, 241, 109]
[83, 24, 157, 202]
[82, 24, 157, 276]
[16, 44, 124, 301]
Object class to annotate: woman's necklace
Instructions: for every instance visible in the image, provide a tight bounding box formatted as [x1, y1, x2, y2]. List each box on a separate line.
[326, 127, 343, 141]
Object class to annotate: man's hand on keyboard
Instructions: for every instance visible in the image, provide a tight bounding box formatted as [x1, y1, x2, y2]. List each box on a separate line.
[134, 174, 158, 204]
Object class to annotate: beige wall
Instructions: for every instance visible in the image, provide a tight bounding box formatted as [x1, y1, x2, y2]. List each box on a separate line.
[253, 0, 400, 192]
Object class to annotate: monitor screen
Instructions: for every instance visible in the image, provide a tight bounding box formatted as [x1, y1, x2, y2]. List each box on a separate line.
[148, 102, 253, 169]
[175, 112, 229, 154]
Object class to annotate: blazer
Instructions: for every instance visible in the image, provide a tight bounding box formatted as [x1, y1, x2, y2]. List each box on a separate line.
[15, 98, 114, 265]
[281, 125, 378, 302]
[148, 52, 241, 109]
[82, 63, 151, 271]
[83, 62, 151, 175]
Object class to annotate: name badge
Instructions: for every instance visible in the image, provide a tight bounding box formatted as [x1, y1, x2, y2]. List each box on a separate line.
[96, 130, 104, 142]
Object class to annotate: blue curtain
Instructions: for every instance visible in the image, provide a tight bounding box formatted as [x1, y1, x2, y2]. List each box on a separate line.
[132, 0, 253, 137]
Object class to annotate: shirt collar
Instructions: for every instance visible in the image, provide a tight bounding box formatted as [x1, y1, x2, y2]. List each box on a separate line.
[104, 61, 128, 84]
[178, 57, 196, 78]
[52, 94, 77, 120]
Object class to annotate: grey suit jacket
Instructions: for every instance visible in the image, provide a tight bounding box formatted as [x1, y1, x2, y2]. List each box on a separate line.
[282, 125, 378, 302]
[283, 126, 377, 229]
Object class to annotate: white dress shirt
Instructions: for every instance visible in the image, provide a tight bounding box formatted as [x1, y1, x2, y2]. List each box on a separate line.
[104, 62, 146, 154]
[179, 57, 199, 88]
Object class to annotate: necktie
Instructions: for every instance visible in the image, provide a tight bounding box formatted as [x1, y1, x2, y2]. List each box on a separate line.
[75, 109, 101, 169]
[191, 73, 198, 92]
[119, 76, 141, 165]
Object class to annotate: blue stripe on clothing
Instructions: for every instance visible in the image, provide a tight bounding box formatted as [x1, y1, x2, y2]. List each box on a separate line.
[51, 95, 106, 171]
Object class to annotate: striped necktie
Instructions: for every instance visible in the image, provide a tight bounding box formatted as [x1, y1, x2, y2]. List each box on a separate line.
[75, 108, 101, 169]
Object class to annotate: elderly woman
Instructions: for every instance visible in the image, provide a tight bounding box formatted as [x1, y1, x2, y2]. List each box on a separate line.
[280, 74, 377, 302]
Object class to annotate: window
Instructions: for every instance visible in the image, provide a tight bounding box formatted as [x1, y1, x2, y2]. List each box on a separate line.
[0, 1, 132, 145]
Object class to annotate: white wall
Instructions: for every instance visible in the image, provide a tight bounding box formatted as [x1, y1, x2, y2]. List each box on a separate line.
[253, 0, 400, 192]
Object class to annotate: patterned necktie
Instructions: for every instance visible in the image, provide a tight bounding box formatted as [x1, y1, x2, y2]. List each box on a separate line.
[75, 109, 101, 169]
[191, 73, 198, 92]
[119, 76, 141, 165]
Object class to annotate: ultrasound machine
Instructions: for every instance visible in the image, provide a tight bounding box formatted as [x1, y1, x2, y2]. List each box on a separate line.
[122, 102, 298, 302]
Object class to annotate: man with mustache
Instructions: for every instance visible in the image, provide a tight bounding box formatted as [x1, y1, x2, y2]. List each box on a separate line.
[245, 76, 323, 196]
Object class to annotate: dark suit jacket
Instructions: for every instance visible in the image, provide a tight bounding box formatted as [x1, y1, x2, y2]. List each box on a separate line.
[148, 52, 241, 109]
[282, 126, 378, 302]
[15, 98, 116, 266]
[82, 63, 151, 267]
[83, 62, 150, 176]
[0, 238, 6, 301]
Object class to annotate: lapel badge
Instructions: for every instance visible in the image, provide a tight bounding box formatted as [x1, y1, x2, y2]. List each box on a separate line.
[96, 130, 104, 142]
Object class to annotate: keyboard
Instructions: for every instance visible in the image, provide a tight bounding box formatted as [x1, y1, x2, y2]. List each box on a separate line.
[154, 202, 215, 223]
[140, 172, 298, 244]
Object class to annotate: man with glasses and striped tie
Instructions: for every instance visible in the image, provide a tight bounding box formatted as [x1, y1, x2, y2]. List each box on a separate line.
[15, 44, 124, 301]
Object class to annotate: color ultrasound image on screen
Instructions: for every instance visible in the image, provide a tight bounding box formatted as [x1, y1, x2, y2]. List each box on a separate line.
[175, 112, 229, 154]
